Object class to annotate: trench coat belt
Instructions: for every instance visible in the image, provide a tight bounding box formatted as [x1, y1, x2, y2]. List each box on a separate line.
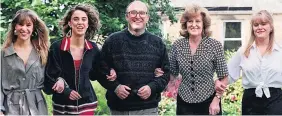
[9, 89, 43, 115]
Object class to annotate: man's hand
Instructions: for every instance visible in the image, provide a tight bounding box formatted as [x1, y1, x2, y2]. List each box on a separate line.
[137, 85, 151, 100]
[154, 68, 164, 77]
[215, 79, 227, 95]
[107, 68, 117, 81]
[115, 85, 131, 100]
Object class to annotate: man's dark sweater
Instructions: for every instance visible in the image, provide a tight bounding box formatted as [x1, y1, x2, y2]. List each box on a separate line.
[99, 29, 170, 111]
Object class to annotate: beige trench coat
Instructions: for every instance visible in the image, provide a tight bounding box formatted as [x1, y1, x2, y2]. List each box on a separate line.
[0, 44, 47, 115]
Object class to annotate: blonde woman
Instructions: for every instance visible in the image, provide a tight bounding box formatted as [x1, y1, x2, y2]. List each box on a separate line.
[0, 9, 49, 115]
[228, 10, 282, 115]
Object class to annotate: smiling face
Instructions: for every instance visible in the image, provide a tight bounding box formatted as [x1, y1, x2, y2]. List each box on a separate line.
[69, 10, 89, 37]
[187, 14, 203, 38]
[252, 15, 272, 40]
[14, 17, 34, 41]
[126, 1, 149, 32]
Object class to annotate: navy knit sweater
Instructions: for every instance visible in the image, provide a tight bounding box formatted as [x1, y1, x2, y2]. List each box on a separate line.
[99, 29, 170, 111]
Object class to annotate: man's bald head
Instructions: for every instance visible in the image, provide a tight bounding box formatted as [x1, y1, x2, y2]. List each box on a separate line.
[126, 1, 149, 13]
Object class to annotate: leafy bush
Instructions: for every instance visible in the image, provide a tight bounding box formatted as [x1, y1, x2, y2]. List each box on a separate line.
[92, 81, 110, 115]
[222, 78, 243, 115]
[158, 93, 176, 116]
[222, 49, 243, 115]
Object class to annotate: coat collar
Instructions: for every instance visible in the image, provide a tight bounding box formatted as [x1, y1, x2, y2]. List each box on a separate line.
[60, 37, 93, 51]
[250, 41, 281, 52]
[3, 43, 40, 73]
[3, 43, 16, 57]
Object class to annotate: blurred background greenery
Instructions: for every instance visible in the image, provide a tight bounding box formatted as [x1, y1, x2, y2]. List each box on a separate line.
[0, 0, 177, 45]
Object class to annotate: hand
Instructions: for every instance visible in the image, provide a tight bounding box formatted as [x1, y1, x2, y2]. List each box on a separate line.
[215, 79, 226, 95]
[154, 68, 164, 77]
[137, 85, 151, 100]
[52, 78, 65, 93]
[115, 85, 131, 100]
[0, 111, 4, 116]
[69, 90, 82, 100]
[209, 97, 221, 115]
[107, 68, 117, 81]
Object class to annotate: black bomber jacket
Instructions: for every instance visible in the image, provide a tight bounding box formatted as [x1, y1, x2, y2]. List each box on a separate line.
[43, 37, 106, 106]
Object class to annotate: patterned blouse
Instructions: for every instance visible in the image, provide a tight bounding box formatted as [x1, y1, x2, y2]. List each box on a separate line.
[169, 37, 228, 103]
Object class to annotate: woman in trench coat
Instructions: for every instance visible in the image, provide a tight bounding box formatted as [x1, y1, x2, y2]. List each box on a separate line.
[0, 9, 49, 115]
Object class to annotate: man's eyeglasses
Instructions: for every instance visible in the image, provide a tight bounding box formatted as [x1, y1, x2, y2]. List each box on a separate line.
[126, 10, 147, 18]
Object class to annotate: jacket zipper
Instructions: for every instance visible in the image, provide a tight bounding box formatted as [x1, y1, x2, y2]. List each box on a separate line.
[78, 50, 87, 95]
[68, 50, 78, 91]
[68, 50, 86, 114]
[77, 50, 87, 113]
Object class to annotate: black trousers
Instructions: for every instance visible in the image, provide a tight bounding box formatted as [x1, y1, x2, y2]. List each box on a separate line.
[176, 93, 222, 115]
[242, 88, 282, 115]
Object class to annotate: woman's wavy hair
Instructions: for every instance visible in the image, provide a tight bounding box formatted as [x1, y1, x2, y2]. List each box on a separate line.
[2, 9, 49, 65]
[60, 4, 101, 40]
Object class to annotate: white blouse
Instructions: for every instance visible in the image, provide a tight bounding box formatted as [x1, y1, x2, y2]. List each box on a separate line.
[228, 42, 282, 98]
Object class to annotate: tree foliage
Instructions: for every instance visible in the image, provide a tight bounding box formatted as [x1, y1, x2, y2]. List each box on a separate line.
[1, 0, 177, 45]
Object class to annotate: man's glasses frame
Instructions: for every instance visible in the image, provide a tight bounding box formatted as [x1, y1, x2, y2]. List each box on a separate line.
[126, 10, 148, 18]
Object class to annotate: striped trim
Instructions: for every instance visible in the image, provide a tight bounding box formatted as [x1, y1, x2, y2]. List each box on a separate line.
[60, 37, 93, 51]
[53, 107, 97, 114]
[53, 101, 97, 108]
[53, 101, 98, 114]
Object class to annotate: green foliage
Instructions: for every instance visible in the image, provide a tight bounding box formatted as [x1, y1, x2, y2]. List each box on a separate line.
[158, 94, 176, 116]
[1, 0, 177, 45]
[222, 78, 243, 115]
[92, 81, 110, 115]
[222, 49, 243, 115]
[43, 93, 53, 115]
[0, 11, 6, 44]
[163, 38, 172, 53]
[225, 49, 237, 61]
[145, 0, 177, 37]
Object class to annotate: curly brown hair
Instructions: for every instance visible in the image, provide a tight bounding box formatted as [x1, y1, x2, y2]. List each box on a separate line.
[2, 9, 49, 65]
[60, 4, 101, 40]
[179, 4, 211, 38]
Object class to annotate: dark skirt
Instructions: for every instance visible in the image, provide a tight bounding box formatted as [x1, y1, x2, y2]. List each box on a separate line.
[242, 87, 282, 115]
[176, 92, 222, 115]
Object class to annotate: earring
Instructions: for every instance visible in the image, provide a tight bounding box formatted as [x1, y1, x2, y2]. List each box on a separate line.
[66, 29, 72, 37]
[31, 31, 38, 39]
[14, 30, 18, 35]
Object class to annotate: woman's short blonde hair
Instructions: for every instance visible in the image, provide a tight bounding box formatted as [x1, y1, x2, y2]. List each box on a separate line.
[179, 4, 211, 38]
